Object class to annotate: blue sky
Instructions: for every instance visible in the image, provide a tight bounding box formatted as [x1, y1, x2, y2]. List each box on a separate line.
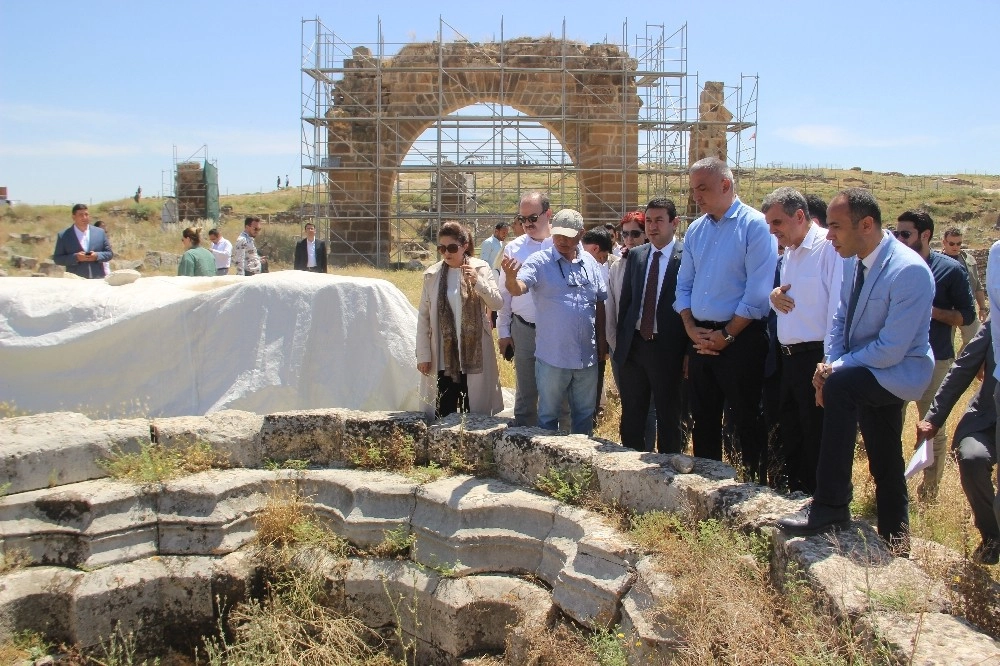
[1, 0, 997, 205]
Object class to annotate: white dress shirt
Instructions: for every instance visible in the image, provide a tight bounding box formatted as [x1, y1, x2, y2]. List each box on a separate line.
[306, 239, 317, 268]
[73, 225, 90, 252]
[497, 234, 553, 338]
[773, 222, 840, 347]
[211, 237, 232, 269]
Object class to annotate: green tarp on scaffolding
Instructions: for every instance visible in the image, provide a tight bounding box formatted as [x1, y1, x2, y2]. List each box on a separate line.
[203, 161, 220, 222]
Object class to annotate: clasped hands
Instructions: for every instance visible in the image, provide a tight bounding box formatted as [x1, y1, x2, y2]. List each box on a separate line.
[686, 325, 729, 356]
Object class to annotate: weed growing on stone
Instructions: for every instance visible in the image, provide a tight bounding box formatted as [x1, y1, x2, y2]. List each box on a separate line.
[536, 465, 595, 505]
[380, 569, 423, 666]
[203, 568, 393, 666]
[0, 547, 33, 574]
[0, 481, 9, 497]
[254, 485, 348, 556]
[628, 511, 891, 665]
[0, 629, 52, 663]
[93, 625, 160, 666]
[263, 457, 310, 470]
[404, 460, 451, 484]
[99, 441, 229, 484]
[369, 525, 417, 558]
[587, 626, 629, 666]
[346, 430, 416, 473]
[0, 401, 27, 419]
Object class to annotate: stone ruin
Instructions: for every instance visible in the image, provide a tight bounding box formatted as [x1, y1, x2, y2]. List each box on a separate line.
[1, 409, 998, 664]
[319, 38, 641, 265]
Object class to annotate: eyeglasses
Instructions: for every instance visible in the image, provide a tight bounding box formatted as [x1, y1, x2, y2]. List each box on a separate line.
[437, 243, 462, 254]
[514, 214, 541, 224]
[892, 230, 913, 240]
[557, 261, 591, 288]
[622, 229, 645, 239]
[945, 240, 962, 247]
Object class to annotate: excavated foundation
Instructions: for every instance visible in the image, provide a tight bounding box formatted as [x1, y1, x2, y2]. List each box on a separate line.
[1, 409, 998, 664]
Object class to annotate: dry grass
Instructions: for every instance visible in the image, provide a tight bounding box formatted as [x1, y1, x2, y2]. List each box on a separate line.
[98, 441, 230, 484]
[629, 512, 891, 665]
[253, 483, 348, 556]
[0, 547, 33, 575]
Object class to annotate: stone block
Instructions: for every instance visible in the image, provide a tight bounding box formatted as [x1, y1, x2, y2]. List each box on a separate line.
[340, 409, 429, 467]
[0, 567, 82, 645]
[863, 610, 1000, 665]
[152, 410, 264, 468]
[36, 262, 64, 277]
[426, 412, 509, 474]
[620, 556, 682, 665]
[493, 429, 598, 489]
[260, 409, 347, 466]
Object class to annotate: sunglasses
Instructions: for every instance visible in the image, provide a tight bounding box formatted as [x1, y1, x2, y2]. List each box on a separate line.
[622, 229, 645, 239]
[437, 243, 463, 254]
[515, 214, 541, 224]
[945, 240, 962, 247]
[892, 230, 913, 240]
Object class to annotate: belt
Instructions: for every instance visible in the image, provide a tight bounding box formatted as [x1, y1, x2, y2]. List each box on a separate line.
[634, 329, 655, 342]
[513, 314, 536, 329]
[694, 319, 728, 330]
[780, 341, 824, 356]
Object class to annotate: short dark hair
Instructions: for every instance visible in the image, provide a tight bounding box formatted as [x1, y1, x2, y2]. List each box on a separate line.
[582, 228, 613, 253]
[806, 194, 828, 227]
[838, 188, 881, 228]
[494, 221, 510, 230]
[245, 216, 261, 228]
[208, 228, 220, 237]
[645, 197, 677, 221]
[943, 226, 963, 239]
[93, 220, 105, 229]
[897, 209, 934, 237]
[72, 203, 88, 215]
[304, 222, 316, 230]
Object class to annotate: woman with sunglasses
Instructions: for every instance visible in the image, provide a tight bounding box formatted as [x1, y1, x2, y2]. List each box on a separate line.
[416, 221, 504, 418]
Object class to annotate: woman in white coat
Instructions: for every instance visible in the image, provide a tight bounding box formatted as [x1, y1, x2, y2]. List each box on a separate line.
[416, 221, 504, 419]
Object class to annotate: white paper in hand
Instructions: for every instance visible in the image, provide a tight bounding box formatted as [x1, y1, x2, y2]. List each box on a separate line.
[905, 438, 935, 479]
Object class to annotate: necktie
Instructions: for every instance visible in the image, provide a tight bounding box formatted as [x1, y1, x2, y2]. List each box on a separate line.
[639, 250, 662, 341]
[844, 260, 865, 336]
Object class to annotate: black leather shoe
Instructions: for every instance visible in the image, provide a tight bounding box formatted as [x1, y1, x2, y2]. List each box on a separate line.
[973, 538, 1000, 565]
[777, 502, 851, 536]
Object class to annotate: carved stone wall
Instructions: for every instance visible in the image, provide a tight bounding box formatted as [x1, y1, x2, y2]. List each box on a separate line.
[323, 39, 641, 264]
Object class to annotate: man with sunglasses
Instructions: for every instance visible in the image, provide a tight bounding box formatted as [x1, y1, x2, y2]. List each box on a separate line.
[497, 192, 553, 426]
[501, 209, 607, 435]
[895, 211, 975, 501]
[941, 227, 987, 349]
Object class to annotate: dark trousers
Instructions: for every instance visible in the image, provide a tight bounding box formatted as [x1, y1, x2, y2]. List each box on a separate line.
[955, 428, 1000, 542]
[778, 347, 825, 493]
[436, 371, 469, 418]
[687, 320, 768, 479]
[815, 366, 908, 541]
[620, 333, 685, 454]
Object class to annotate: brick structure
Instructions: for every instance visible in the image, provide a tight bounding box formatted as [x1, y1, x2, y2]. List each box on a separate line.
[319, 38, 641, 265]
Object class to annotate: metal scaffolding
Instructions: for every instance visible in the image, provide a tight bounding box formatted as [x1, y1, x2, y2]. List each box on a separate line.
[300, 16, 757, 267]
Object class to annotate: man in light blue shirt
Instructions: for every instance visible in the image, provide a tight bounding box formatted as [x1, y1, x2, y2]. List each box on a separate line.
[502, 209, 607, 435]
[479, 221, 509, 273]
[675, 157, 778, 481]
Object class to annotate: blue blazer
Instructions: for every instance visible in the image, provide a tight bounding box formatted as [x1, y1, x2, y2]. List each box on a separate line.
[828, 231, 934, 401]
[53, 224, 113, 279]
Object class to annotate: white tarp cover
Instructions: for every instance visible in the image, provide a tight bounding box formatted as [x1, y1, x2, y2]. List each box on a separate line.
[0, 272, 421, 417]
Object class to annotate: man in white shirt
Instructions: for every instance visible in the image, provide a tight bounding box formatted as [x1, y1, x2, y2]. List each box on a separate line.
[765, 187, 840, 493]
[207, 228, 232, 276]
[479, 221, 509, 274]
[497, 192, 553, 426]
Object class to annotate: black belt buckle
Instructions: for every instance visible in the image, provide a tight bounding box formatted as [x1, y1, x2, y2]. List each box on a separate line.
[514, 314, 536, 329]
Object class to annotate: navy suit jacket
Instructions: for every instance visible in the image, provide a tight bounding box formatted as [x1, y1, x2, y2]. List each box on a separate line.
[613, 241, 686, 366]
[828, 231, 934, 400]
[926, 320, 995, 443]
[52, 224, 113, 279]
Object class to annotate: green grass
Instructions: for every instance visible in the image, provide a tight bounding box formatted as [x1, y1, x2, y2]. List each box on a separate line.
[98, 441, 229, 484]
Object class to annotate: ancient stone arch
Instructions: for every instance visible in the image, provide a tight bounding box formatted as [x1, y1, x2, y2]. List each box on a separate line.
[322, 38, 641, 264]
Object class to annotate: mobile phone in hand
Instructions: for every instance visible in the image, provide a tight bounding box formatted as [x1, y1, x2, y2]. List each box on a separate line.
[503, 344, 515, 362]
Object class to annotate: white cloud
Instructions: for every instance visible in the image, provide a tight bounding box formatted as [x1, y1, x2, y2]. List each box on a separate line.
[776, 124, 937, 149]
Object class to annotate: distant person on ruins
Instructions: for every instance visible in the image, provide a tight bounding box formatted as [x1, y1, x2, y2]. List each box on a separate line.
[133, 186, 141, 203]
[177, 226, 217, 277]
[285, 175, 290, 189]
[207, 228, 232, 275]
[294, 222, 328, 273]
[917, 320, 1000, 565]
[895, 210, 975, 501]
[277, 176, 281, 190]
[941, 227, 987, 349]
[497, 192, 553, 426]
[416, 221, 503, 419]
[233, 216, 264, 276]
[92, 220, 111, 276]
[53, 203, 114, 279]
[502, 209, 607, 435]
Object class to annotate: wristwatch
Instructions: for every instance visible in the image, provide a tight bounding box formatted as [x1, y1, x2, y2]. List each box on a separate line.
[721, 326, 736, 344]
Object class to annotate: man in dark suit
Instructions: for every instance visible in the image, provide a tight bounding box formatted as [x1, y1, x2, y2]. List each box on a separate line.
[293, 222, 327, 272]
[614, 198, 687, 453]
[778, 188, 935, 553]
[52, 204, 114, 279]
[917, 321, 1000, 564]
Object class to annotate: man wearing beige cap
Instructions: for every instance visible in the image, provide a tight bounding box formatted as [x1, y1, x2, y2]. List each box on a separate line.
[501, 209, 607, 435]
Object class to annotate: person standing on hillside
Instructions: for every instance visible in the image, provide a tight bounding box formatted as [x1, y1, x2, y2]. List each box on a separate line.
[233, 216, 264, 276]
[497, 192, 553, 426]
[895, 210, 975, 501]
[941, 227, 987, 349]
[293, 222, 328, 273]
[778, 189, 935, 554]
[207, 229, 232, 275]
[53, 204, 114, 279]
[675, 157, 777, 481]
